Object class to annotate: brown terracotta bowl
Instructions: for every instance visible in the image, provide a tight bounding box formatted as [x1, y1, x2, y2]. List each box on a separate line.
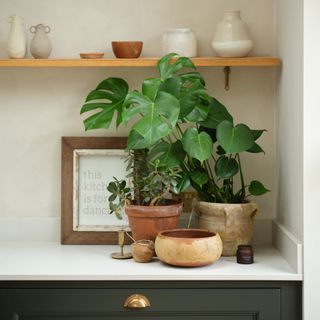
[112, 41, 143, 58]
[155, 229, 223, 267]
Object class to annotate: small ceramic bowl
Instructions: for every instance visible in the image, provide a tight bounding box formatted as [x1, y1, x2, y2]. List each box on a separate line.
[131, 240, 155, 263]
[155, 229, 223, 267]
[112, 41, 143, 58]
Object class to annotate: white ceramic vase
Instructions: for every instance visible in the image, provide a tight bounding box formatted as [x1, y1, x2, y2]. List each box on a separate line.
[7, 15, 26, 59]
[212, 10, 253, 58]
[30, 24, 52, 59]
[163, 28, 197, 57]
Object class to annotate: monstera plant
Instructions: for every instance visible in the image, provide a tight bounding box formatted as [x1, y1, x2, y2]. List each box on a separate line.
[80, 53, 211, 240]
[80, 53, 269, 245]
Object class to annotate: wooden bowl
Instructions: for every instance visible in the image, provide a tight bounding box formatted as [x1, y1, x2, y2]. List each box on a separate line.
[112, 41, 143, 58]
[79, 53, 104, 59]
[155, 229, 223, 267]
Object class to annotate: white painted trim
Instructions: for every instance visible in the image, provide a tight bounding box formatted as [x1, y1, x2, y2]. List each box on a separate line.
[272, 219, 303, 274]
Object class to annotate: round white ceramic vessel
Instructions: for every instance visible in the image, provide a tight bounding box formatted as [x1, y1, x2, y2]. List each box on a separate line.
[163, 28, 197, 57]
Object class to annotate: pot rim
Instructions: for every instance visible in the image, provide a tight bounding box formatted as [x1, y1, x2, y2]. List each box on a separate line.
[197, 200, 256, 207]
[126, 199, 182, 210]
[112, 41, 143, 44]
[157, 228, 218, 240]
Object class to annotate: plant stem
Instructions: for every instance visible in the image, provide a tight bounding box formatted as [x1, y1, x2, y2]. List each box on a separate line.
[237, 153, 246, 200]
[133, 149, 149, 205]
[204, 160, 225, 202]
[176, 123, 184, 137]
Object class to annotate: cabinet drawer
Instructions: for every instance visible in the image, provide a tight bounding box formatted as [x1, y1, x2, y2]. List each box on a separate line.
[0, 281, 301, 320]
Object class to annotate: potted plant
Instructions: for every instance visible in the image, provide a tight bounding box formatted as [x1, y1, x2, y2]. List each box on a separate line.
[80, 53, 211, 241]
[175, 98, 270, 256]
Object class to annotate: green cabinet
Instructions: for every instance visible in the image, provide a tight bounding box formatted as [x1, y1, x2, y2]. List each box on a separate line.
[0, 281, 301, 320]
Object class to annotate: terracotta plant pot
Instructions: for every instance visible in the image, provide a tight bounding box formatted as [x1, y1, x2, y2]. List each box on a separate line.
[195, 201, 258, 256]
[155, 228, 222, 267]
[125, 201, 182, 241]
[112, 41, 143, 58]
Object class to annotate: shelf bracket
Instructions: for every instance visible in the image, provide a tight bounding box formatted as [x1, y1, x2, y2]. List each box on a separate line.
[223, 66, 231, 91]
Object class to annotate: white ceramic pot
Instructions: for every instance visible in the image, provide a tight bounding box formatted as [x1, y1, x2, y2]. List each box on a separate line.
[212, 10, 253, 58]
[7, 15, 26, 59]
[30, 24, 52, 59]
[163, 28, 197, 57]
[195, 201, 258, 256]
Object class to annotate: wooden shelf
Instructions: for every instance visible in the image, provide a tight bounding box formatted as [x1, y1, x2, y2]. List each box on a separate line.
[0, 56, 280, 68]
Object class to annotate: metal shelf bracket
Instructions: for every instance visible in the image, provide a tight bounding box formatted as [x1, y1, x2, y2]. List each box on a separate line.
[224, 66, 231, 91]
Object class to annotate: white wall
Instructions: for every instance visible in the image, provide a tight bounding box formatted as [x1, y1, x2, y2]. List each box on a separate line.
[275, 0, 303, 241]
[303, 1, 320, 319]
[0, 0, 276, 241]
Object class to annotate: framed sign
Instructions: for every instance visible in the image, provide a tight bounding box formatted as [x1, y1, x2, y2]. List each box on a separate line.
[61, 137, 129, 244]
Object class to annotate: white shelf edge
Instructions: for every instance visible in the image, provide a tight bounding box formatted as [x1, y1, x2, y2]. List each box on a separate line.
[272, 220, 303, 274]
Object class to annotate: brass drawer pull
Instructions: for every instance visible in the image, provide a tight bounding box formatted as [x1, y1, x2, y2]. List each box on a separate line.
[124, 294, 151, 308]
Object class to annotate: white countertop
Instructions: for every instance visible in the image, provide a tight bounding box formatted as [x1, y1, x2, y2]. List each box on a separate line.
[0, 243, 302, 281]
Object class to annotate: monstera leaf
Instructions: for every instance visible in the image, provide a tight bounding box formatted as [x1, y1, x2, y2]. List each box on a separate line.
[215, 155, 239, 180]
[217, 120, 254, 154]
[247, 129, 267, 154]
[190, 171, 208, 187]
[123, 90, 180, 147]
[148, 140, 186, 168]
[182, 128, 213, 163]
[157, 53, 196, 81]
[249, 180, 270, 196]
[200, 97, 233, 129]
[80, 78, 129, 130]
[142, 78, 162, 101]
[159, 76, 210, 120]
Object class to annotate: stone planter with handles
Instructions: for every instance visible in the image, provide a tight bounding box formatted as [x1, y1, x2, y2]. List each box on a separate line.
[195, 201, 258, 256]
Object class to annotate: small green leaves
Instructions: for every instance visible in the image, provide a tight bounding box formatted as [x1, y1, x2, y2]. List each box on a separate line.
[182, 128, 213, 163]
[172, 172, 191, 194]
[249, 180, 270, 196]
[215, 155, 239, 180]
[107, 178, 132, 220]
[217, 120, 254, 154]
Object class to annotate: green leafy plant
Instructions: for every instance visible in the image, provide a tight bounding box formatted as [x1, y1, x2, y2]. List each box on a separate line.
[80, 53, 269, 219]
[107, 159, 182, 219]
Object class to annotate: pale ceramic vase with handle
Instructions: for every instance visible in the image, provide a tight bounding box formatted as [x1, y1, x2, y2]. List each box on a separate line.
[30, 24, 52, 59]
[7, 15, 26, 59]
[212, 10, 253, 58]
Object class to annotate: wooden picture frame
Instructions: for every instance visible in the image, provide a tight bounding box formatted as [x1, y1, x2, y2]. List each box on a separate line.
[61, 137, 129, 244]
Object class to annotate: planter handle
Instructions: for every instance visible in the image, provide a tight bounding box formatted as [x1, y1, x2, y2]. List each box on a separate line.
[250, 203, 259, 219]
